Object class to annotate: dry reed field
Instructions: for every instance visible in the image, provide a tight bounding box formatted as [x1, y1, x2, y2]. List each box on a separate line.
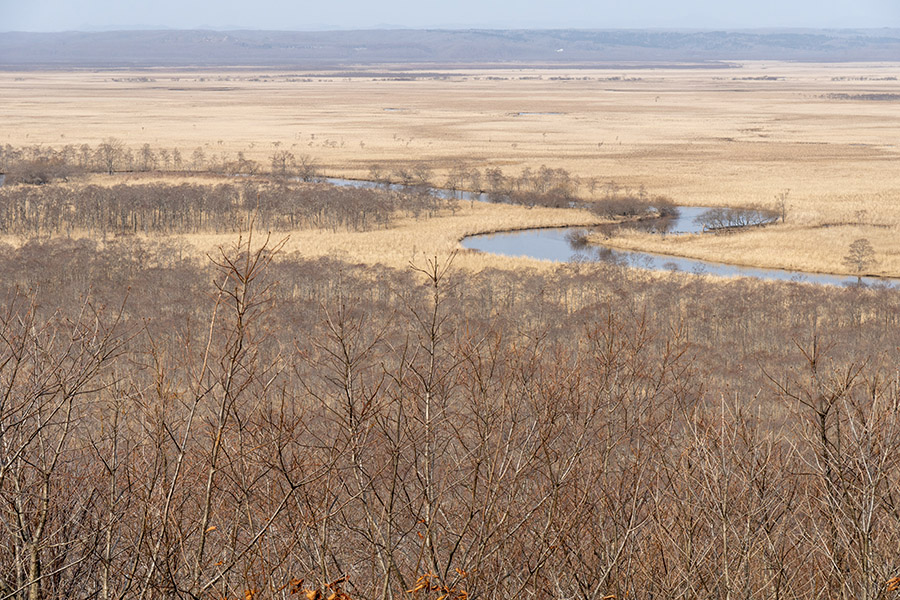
[0, 169, 608, 271]
[183, 201, 606, 271]
[2, 61, 899, 275]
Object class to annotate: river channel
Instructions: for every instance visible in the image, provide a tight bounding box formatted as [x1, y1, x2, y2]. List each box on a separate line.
[325, 177, 894, 287]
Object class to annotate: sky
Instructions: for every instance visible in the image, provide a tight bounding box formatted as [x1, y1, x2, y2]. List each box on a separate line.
[3, 0, 899, 32]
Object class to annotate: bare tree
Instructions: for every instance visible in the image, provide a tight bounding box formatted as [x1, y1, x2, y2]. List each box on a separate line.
[158, 148, 171, 170]
[775, 189, 790, 223]
[95, 138, 125, 175]
[0, 293, 123, 600]
[484, 167, 507, 199]
[138, 144, 157, 172]
[190, 147, 206, 172]
[271, 150, 296, 179]
[444, 163, 469, 196]
[412, 164, 432, 187]
[296, 155, 320, 182]
[842, 238, 876, 284]
[368, 163, 385, 185]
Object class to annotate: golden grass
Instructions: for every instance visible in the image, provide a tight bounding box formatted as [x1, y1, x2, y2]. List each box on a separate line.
[595, 223, 900, 278]
[2, 62, 899, 275]
[186, 202, 605, 272]
[0, 192, 605, 274]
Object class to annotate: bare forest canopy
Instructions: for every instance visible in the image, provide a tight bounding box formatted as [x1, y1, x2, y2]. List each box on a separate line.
[3, 28, 900, 67]
[4, 219, 900, 600]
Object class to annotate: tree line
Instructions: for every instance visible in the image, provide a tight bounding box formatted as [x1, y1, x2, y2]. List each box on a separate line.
[2, 233, 900, 600]
[0, 142, 674, 218]
[0, 141, 318, 185]
[0, 181, 452, 237]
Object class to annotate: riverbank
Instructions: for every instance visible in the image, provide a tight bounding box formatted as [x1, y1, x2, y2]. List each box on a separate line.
[591, 220, 900, 281]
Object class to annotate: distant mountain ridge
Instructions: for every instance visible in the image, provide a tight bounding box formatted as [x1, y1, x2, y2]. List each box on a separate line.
[1, 28, 899, 67]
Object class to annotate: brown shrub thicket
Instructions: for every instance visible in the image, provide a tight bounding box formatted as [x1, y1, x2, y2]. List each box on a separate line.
[2, 233, 900, 600]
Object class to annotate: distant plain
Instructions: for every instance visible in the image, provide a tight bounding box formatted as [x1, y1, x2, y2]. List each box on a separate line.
[2, 61, 899, 275]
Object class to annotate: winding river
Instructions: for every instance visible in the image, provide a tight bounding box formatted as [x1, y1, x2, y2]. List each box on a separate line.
[325, 177, 895, 287]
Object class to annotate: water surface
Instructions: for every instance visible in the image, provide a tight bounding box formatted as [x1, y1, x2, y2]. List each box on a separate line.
[461, 228, 895, 287]
[322, 176, 892, 287]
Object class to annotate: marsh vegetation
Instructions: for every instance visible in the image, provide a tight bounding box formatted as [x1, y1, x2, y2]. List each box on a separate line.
[3, 62, 899, 275]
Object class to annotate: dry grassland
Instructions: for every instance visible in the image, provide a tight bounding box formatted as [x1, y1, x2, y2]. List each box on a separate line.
[189, 202, 605, 272]
[0, 191, 605, 273]
[598, 223, 900, 278]
[2, 62, 899, 275]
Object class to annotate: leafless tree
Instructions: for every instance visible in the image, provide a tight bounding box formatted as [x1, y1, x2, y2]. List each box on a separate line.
[296, 155, 320, 182]
[190, 147, 206, 172]
[95, 138, 125, 175]
[842, 238, 877, 284]
[775, 189, 790, 223]
[138, 144, 157, 172]
[271, 150, 296, 179]
[0, 292, 124, 600]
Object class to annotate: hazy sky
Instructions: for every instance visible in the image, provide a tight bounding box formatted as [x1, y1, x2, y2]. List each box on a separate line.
[4, 0, 899, 31]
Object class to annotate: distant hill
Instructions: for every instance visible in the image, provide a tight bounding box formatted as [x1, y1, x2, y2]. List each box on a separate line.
[1, 29, 899, 68]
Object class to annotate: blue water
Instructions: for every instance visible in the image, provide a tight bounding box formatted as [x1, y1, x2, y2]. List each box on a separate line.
[322, 177, 893, 287]
[461, 228, 896, 287]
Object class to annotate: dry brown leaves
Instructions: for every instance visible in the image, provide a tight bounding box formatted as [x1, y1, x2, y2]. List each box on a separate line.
[279, 575, 352, 600]
[406, 571, 468, 600]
